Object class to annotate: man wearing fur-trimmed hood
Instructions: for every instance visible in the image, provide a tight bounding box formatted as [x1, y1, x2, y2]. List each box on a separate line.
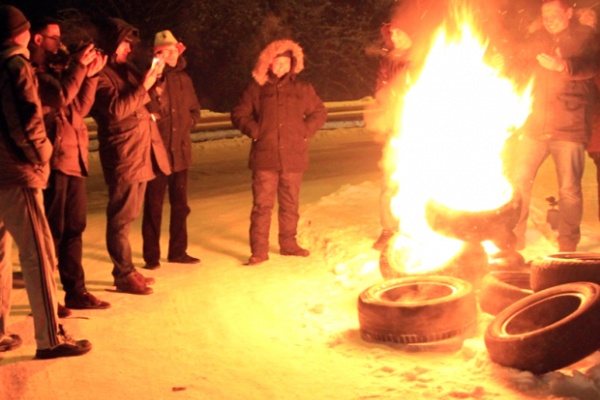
[231, 39, 327, 266]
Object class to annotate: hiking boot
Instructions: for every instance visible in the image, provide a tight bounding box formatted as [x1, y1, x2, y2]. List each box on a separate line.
[168, 253, 201, 264]
[280, 246, 310, 257]
[247, 254, 269, 265]
[143, 262, 161, 270]
[65, 292, 111, 310]
[373, 230, 395, 251]
[35, 325, 91, 359]
[57, 303, 72, 318]
[0, 334, 22, 352]
[115, 272, 153, 295]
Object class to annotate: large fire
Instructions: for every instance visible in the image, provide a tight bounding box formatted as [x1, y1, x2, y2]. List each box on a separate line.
[385, 5, 532, 275]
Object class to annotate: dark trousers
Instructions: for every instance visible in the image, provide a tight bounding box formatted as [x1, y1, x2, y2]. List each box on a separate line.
[250, 170, 303, 256]
[106, 181, 146, 279]
[43, 171, 87, 297]
[593, 154, 600, 221]
[142, 170, 191, 264]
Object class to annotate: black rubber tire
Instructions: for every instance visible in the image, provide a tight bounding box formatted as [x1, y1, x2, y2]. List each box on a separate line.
[484, 282, 600, 374]
[479, 271, 532, 315]
[358, 276, 477, 344]
[530, 252, 600, 292]
[424, 195, 521, 243]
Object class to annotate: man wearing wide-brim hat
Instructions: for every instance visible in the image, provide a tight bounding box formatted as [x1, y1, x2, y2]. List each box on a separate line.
[142, 29, 201, 269]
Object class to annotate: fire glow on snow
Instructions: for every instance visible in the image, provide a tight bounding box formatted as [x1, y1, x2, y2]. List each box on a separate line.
[385, 4, 532, 275]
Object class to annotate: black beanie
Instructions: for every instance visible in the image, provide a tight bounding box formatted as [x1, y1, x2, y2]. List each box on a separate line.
[0, 5, 30, 42]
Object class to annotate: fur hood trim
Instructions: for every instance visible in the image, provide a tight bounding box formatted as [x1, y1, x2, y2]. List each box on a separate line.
[252, 39, 304, 86]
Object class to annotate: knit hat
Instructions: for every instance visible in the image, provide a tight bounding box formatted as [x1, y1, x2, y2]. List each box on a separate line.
[0, 5, 31, 42]
[154, 30, 185, 53]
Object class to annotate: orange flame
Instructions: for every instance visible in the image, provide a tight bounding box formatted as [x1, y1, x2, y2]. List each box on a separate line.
[386, 5, 532, 275]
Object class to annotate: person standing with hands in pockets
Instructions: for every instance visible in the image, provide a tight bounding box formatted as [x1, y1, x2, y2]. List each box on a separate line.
[232, 39, 327, 266]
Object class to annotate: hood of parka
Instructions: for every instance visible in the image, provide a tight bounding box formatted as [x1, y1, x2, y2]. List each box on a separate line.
[252, 39, 304, 86]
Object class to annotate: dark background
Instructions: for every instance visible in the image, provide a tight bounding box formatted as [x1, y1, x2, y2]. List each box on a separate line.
[5, 0, 597, 112]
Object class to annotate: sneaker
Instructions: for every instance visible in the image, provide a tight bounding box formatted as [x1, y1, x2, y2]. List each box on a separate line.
[280, 246, 310, 257]
[0, 334, 22, 352]
[247, 254, 269, 265]
[373, 230, 395, 251]
[114, 270, 155, 286]
[168, 254, 201, 264]
[114, 272, 153, 295]
[57, 303, 72, 318]
[35, 326, 91, 359]
[65, 292, 111, 310]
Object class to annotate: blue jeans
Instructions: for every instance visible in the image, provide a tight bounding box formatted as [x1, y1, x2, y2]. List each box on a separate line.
[512, 137, 585, 250]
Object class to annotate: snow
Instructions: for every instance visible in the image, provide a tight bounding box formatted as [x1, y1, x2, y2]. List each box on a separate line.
[2, 126, 600, 400]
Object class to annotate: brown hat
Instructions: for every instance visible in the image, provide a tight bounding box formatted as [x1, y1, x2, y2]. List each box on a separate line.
[0, 5, 30, 42]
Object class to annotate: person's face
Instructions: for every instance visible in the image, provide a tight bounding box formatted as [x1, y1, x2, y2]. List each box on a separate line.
[13, 29, 31, 48]
[34, 23, 61, 54]
[270, 55, 291, 78]
[115, 40, 131, 64]
[154, 45, 179, 67]
[542, 1, 572, 35]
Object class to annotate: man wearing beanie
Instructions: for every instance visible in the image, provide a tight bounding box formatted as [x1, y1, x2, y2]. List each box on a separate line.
[29, 17, 111, 312]
[0, 5, 91, 358]
[142, 30, 201, 270]
[90, 18, 171, 294]
[231, 39, 327, 265]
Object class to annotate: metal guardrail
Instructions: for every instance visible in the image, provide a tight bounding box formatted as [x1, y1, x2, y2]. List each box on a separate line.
[86, 102, 376, 151]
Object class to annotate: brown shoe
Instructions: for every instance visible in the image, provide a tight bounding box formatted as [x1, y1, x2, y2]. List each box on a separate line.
[65, 292, 111, 310]
[115, 272, 153, 295]
[168, 254, 201, 264]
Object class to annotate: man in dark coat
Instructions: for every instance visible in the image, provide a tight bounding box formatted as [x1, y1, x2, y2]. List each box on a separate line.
[30, 18, 111, 311]
[231, 39, 327, 265]
[142, 30, 201, 269]
[511, 0, 599, 252]
[0, 5, 91, 358]
[90, 18, 171, 294]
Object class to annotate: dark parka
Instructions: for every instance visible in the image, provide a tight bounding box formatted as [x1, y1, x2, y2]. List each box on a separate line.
[231, 39, 327, 172]
[31, 46, 97, 177]
[0, 42, 52, 189]
[147, 57, 200, 172]
[519, 20, 599, 144]
[90, 18, 171, 186]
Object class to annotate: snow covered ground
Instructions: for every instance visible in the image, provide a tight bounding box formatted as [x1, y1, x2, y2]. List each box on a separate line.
[2, 126, 600, 400]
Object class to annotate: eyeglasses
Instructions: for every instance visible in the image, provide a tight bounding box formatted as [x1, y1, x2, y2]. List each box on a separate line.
[42, 34, 62, 44]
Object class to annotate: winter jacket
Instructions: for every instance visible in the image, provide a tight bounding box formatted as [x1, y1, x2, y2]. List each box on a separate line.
[0, 42, 52, 189]
[519, 21, 599, 144]
[33, 47, 97, 177]
[147, 57, 200, 172]
[90, 18, 170, 186]
[231, 39, 327, 172]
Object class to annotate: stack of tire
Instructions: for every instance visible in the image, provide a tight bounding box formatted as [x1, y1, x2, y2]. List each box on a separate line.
[482, 253, 600, 374]
[359, 253, 600, 374]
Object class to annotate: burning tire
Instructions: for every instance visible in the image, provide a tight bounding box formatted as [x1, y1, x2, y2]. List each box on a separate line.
[479, 271, 532, 315]
[484, 282, 600, 374]
[488, 250, 526, 271]
[530, 253, 600, 292]
[358, 276, 477, 344]
[424, 196, 521, 245]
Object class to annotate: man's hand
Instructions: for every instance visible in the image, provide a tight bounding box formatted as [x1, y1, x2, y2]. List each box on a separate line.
[87, 50, 107, 77]
[536, 48, 567, 72]
[74, 44, 97, 67]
